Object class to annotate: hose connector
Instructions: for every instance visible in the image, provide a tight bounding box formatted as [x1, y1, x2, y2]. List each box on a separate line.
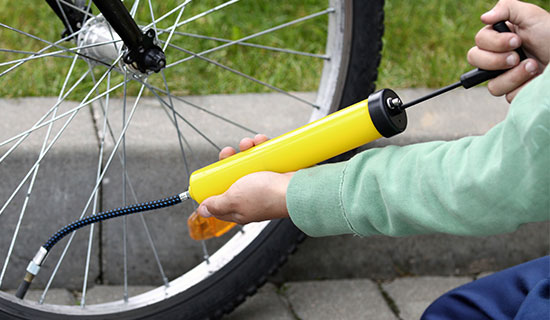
[27, 246, 48, 275]
[179, 191, 191, 202]
[16, 247, 48, 299]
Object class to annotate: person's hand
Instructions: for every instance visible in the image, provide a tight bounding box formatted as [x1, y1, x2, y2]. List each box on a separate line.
[467, 0, 550, 102]
[194, 134, 293, 224]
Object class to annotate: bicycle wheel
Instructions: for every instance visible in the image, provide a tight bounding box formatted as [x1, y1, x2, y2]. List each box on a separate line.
[0, 0, 384, 318]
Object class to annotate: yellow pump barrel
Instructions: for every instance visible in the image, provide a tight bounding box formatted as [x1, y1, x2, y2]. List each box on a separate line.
[187, 89, 407, 240]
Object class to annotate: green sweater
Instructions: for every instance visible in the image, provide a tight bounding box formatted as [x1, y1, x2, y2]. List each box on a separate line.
[287, 67, 550, 238]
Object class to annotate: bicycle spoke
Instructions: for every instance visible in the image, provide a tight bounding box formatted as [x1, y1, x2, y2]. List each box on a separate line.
[168, 31, 329, 60]
[81, 66, 111, 307]
[147, 84, 257, 135]
[0, 55, 123, 222]
[201, 241, 210, 264]
[147, 0, 159, 35]
[40, 82, 147, 304]
[0, 27, 83, 78]
[2, 106, 81, 291]
[0, 54, 81, 288]
[161, 71, 192, 178]
[162, 0, 191, 52]
[0, 39, 125, 72]
[164, 42, 319, 109]
[89, 80, 171, 291]
[0, 22, 113, 70]
[57, 0, 95, 19]
[165, 8, 334, 69]
[121, 73, 129, 302]
[0, 74, 128, 151]
[0, 70, 91, 169]
[138, 0, 238, 36]
[55, 0, 77, 35]
[0, 48, 72, 60]
[141, 82, 221, 151]
[160, 0, 239, 35]
[0, 50, 71, 67]
[129, 0, 140, 18]
[156, 0, 194, 179]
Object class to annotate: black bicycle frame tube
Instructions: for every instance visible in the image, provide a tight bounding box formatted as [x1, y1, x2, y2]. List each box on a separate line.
[91, 0, 143, 52]
[45, 0, 143, 52]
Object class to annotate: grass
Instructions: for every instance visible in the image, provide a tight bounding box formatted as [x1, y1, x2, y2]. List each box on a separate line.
[0, 0, 547, 98]
[377, 0, 546, 88]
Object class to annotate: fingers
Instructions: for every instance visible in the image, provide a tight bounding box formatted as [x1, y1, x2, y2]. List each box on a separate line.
[474, 25, 521, 53]
[468, 22, 523, 71]
[486, 58, 540, 98]
[219, 146, 236, 160]
[467, 46, 519, 70]
[219, 134, 269, 160]
[253, 134, 269, 145]
[238, 137, 254, 152]
[239, 134, 269, 152]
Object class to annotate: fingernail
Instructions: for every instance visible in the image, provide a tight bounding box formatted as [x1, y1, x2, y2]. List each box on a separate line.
[506, 54, 517, 66]
[525, 61, 537, 74]
[509, 37, 519, 48]
[198, 205, 212, 218]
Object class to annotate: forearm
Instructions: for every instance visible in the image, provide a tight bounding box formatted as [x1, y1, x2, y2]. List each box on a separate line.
[287, 68, 550, 238]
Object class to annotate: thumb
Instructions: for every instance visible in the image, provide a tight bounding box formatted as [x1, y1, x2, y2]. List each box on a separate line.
[197, 194, 233, 218]
[481, 0, 537, 27]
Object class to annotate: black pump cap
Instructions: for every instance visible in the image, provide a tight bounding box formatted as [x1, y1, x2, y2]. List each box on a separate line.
[368, 89, 407, 138]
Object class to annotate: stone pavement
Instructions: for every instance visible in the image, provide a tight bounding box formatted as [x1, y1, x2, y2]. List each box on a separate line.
[227, 276, 475, 320]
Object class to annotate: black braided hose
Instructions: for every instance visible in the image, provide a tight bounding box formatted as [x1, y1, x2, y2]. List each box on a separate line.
[16, 193, 185, 299]
[43, 194, 182, 250]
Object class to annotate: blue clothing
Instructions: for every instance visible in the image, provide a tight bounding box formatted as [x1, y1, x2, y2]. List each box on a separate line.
[422, 256, 550, 320]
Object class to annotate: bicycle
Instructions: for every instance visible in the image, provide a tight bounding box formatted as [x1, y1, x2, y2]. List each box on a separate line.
[0, 0, 384, 318]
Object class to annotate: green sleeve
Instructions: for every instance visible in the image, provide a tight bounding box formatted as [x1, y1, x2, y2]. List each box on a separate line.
[287, 67, 550, 238]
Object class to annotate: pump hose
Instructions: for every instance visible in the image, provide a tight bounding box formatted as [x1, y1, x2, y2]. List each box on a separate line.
[43, 194, 183, 251]
[16, 194, 184, 299]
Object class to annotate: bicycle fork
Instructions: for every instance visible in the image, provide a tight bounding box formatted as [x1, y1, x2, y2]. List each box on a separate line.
[45, 0, 166, 73]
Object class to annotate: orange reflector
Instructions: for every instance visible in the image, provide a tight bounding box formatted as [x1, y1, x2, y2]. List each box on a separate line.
[187, 212, 237, 240]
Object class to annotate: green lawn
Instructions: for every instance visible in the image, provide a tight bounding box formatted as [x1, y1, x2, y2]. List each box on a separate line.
[0, 0, 546, 98]
[377, 0, 547, 88]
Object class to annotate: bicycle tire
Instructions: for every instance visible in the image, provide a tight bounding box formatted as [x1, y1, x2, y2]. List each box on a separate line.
[0, 0, 384, 318]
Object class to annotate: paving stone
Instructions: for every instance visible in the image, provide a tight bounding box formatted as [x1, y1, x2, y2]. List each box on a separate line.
[382, 276, 472, 320]
[82, 285, 156, 305]
[6, 288, 76, 305]
[284, 279, 397, 320]
[226, 283, 294, 320]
